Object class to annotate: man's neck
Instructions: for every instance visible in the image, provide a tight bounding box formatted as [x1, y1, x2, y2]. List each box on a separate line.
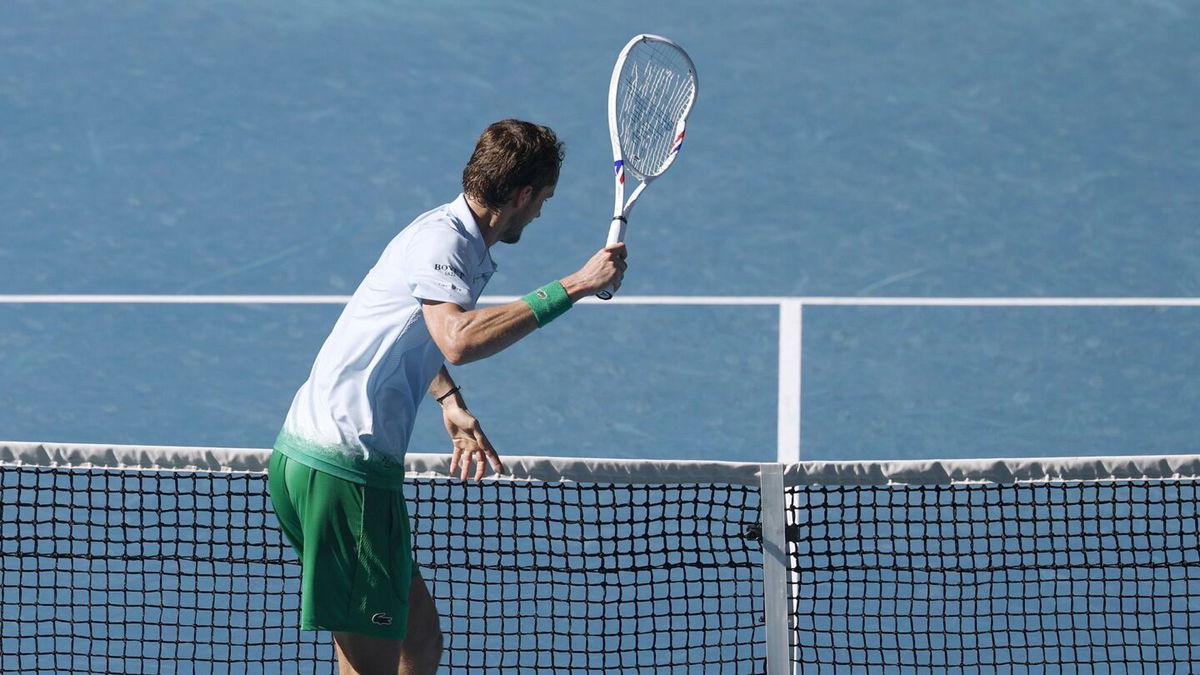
[465, 194, 508, 248]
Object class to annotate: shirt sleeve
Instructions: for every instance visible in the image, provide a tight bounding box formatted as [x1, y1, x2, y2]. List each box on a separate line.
[403, 224, 477, 308]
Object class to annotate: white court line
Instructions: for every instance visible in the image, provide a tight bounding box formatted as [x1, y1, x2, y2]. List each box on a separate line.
[0, 294, 355, 304]
[6, 293, 1196, 480]
[777, 301, 803, 464]
[2, 294, 1200, 306]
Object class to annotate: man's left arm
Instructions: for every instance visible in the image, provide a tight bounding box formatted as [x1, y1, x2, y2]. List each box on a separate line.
[428, 365, 505, 480]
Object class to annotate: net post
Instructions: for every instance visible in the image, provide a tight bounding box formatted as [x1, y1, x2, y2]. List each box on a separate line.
[760, 462, 792, 675]
[777, 301, 802, 463]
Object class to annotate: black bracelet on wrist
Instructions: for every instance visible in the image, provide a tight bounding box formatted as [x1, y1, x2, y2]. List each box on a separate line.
[437, 385, 461, 403]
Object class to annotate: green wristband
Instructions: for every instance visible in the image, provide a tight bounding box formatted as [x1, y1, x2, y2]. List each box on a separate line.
[522, 281, 573, 327]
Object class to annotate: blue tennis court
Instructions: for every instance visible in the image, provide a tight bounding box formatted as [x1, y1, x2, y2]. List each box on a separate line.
[3, 3, 1200, 672]
[2, 1, 1197, 464]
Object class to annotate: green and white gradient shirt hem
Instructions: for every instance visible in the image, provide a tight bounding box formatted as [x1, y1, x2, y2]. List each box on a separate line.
[273, 431, 406, 490]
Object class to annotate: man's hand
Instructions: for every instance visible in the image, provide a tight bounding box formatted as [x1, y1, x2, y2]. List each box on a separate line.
[560, 243, 628, 301]
[442, 402, 505, 481]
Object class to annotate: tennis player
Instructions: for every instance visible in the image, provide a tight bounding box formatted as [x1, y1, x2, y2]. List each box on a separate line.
[267, 119, 627, 674]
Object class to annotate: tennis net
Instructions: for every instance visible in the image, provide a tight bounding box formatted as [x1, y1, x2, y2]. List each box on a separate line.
[2, 442, 1199, 673]
[1, 443, 764, 673]
[786, 457, 1200, 674]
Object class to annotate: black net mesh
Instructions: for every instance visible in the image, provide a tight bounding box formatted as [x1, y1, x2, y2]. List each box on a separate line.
[788, 480, 1200, 674]
[2, 466, 321, 673]
[1, 463, 763, 674]
[7, 456, 1200, 674]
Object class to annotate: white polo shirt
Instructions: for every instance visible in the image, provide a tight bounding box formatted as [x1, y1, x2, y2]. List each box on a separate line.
[274, 194, 496, 488]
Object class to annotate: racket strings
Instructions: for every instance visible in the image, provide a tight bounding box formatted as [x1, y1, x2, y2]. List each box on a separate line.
[616, 41, 696, 178]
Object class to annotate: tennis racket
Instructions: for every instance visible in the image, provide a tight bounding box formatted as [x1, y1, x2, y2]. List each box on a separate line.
[596, 34, 699, 300]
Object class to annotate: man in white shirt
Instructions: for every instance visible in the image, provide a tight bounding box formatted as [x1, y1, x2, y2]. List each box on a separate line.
[268, 119, 627, 674]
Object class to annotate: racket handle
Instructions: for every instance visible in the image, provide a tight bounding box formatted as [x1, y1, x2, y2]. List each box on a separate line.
[605, 216, 627, 246]
[596, 216, 627, 300]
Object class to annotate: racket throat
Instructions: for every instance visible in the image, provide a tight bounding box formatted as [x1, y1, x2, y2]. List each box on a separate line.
[605, 216, 628, 246]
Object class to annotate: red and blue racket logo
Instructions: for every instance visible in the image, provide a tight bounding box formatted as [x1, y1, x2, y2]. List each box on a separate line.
[670, 130, 686, 154]
[614, 160, 625, 184]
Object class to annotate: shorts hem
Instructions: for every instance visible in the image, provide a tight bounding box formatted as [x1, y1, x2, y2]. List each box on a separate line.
[301, 622, 409, 641]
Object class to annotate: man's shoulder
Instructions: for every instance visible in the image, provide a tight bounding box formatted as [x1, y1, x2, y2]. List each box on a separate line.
[401, 196, 468, 237]
[407, 211, 467, 239]
[365, 197, 481, 295]
[398, 197, 483, 259]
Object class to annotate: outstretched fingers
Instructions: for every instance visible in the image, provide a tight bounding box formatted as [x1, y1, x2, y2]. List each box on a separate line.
[449, 429, 504, 481]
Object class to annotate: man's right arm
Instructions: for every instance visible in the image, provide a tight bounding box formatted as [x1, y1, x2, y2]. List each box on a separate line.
[421, 244, 627, 365]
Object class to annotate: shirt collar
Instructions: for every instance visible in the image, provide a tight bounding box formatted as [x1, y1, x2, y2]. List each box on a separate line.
[448, 193, 497, 274]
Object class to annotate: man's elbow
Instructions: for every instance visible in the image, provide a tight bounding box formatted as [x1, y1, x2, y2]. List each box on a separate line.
[427, 315, 472, 366]
[442, 346, 470, 366]
[447, 347, 487, 366]
[426, 309, 492, 366]
[438, 337, 477, 366]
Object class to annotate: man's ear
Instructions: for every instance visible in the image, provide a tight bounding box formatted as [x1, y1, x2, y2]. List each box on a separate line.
[509, 185, 534, 209]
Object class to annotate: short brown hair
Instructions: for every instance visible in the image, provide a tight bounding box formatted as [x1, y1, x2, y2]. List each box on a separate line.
[462, 119, 564, 208]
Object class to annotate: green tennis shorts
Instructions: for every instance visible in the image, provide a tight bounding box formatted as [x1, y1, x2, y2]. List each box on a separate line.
[267, 450, 415, 639]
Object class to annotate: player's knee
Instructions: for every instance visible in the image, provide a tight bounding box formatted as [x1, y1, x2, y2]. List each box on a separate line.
[400, 629, 444, 672]
[400, 629, 443, 675]
[427, 628, 444, 665]
[421, 628, 444, 669]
